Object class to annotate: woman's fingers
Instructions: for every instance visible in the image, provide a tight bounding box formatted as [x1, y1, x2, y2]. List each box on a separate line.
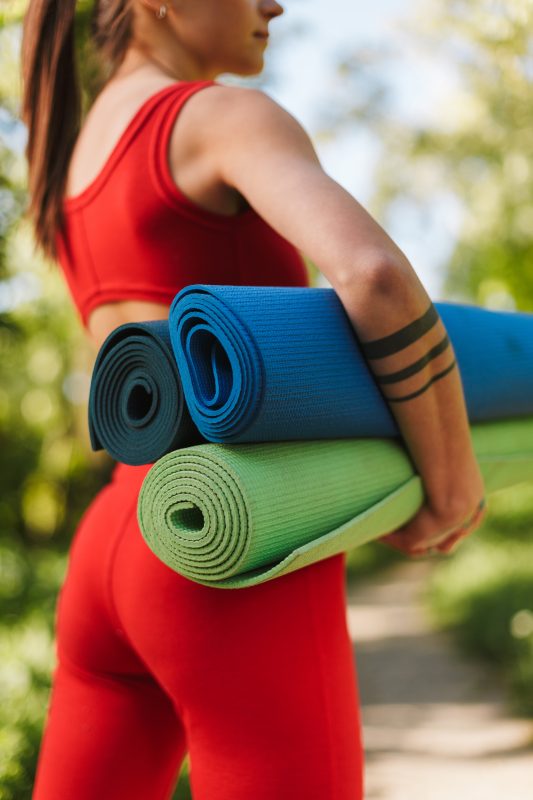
[380, 506, 443, 553]
[432, 499, 487, 554]
[380, 498, 487, 556]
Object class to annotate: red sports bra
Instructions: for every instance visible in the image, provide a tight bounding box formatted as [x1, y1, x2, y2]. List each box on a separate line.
[55, 80, 310, 328]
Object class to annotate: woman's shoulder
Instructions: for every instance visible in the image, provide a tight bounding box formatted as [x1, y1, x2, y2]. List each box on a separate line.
[166, 82, 303, 216]
[186, 81, 302, 141]
[177, 81, 312, 182]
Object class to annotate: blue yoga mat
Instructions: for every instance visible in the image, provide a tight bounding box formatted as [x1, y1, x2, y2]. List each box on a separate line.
[89, 321, 203, 465]
[168, 285, 533, 443]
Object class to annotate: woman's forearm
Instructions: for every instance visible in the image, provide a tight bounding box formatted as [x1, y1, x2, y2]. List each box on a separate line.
[337, 259, 480, 514]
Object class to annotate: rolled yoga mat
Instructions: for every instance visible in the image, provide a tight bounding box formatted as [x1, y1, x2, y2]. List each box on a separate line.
[168, 285, 533, 443]
[137, 417, 533, 589]
[89, 321, 204, 465]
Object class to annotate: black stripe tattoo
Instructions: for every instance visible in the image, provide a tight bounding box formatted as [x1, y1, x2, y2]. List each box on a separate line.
[376, 334, 451, 385]
[360, 303, 439, 360]
[386, 359, 457, 403]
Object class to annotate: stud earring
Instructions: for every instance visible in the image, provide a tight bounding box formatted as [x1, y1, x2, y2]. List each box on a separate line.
[155, 4, 167, 18]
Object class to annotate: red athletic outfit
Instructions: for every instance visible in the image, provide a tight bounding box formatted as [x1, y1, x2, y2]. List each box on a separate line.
[33, 80, 364, 800]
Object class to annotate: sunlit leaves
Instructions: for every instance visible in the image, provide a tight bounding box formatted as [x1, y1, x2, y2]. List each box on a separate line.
[322, 0, 532, 308]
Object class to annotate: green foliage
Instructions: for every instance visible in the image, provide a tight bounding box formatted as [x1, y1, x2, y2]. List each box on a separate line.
[0, 607, 58, 799]
[424, 483, 533, 717]
[0, 1, 26, 28]
[420, 0, 533, 307]
[326, 0, 532, 310]
[0, 18, 113, 798]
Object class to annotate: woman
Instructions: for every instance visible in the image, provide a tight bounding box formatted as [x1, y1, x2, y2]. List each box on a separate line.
[21, 1, 486, 798]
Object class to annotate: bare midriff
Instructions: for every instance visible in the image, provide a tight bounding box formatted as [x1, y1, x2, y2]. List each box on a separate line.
[87, 300, 171, 351]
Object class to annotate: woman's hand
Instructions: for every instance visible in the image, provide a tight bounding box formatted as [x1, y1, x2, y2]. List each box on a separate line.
[380, 460, 487, 556]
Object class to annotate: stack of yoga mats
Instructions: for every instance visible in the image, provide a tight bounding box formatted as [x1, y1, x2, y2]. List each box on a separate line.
[86, 285, 533, 589]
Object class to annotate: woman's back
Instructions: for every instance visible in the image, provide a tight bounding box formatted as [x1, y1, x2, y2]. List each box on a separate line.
[60, 68, 308, 348]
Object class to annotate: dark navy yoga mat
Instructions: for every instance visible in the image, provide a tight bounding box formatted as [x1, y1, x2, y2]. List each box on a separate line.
[89, 321, 203, 465]
[168, 285, 533, 443]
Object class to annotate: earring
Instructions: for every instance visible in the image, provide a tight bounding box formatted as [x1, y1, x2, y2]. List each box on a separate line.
[155, 4, 167, 18]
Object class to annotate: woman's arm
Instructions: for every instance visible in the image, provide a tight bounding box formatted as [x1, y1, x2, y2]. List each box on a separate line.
[195, 86, 486, 553]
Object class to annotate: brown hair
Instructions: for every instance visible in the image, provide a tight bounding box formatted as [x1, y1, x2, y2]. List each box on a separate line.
[20, 0, 134, 262]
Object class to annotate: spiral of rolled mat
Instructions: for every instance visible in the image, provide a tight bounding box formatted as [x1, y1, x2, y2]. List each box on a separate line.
[168, 285, 533, 443]
[89, 321, 203, 465]
[137, 417, 533, 589]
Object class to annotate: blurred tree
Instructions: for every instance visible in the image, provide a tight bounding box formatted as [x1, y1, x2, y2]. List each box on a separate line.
[316, 0, 532, 309]
[0, 22, 109, 564]
[0, 15, 111, 797]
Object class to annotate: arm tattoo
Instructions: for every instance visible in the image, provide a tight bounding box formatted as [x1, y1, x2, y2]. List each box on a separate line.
[386, 359, 458, 403]
[376, 334, 451, 385]
[359, 302, 457, 403]
[360, 303, 439, 360]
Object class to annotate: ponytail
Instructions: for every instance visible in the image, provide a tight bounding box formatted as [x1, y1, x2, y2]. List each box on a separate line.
[20, 0, 133, 262]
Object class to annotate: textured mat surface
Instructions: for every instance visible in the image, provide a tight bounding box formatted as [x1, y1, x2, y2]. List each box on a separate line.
[137, 417, 533, 589]
[168, 285, 533, 442]
[89, 321, 203, 465]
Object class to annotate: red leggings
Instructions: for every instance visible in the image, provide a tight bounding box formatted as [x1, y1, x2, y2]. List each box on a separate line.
[32, 462, 364, 799]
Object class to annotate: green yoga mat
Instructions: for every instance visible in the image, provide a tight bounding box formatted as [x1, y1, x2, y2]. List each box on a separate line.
[137, 418, 533, 589]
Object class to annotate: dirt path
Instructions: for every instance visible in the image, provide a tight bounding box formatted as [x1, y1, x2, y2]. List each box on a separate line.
[346, 560, 533, 799]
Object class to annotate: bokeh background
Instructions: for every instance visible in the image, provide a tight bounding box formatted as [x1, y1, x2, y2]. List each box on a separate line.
[0, 0, 532, 796]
